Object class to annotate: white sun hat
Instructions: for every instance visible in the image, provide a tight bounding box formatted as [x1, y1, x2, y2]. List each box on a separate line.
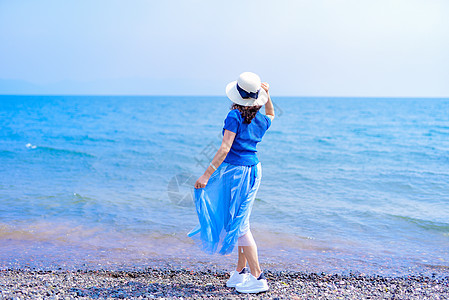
[225, 72, 269, 106]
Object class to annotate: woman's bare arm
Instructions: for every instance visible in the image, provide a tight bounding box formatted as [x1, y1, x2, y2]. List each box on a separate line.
[194, 129, 236, 189]
[261, 82, 275, 121]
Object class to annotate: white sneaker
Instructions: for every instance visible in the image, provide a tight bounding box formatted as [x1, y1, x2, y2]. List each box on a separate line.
[235, 272, 269, 293]
[226, 267, 249, 287]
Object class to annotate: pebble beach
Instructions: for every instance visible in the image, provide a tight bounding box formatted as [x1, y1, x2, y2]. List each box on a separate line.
[1, 267, 448, 299]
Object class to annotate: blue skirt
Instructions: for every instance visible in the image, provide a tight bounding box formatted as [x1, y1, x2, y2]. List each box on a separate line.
[188, 162, 262, 255]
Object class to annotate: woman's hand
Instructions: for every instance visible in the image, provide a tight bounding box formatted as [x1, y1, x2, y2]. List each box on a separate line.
[261, 82, 270, 93]
[194, 174, 210, 189]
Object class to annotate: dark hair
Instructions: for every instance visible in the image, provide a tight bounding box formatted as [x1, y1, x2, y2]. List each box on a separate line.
[231, 103, 262, 124]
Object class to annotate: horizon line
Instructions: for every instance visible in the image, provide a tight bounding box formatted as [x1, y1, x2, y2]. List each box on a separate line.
[0, 94, 448, 100]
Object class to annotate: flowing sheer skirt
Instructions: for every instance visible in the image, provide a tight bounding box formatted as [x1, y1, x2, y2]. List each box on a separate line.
[188, 162, 262, 255]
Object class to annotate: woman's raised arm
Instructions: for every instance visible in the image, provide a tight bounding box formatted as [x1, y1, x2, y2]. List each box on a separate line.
[261, 82, 275, 121]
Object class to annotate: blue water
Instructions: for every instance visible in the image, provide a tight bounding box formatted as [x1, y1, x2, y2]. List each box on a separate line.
[0, 95, 448, 276]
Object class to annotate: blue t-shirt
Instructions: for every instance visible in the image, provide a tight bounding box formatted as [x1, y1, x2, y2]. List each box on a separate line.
[222, 109, 271, 166]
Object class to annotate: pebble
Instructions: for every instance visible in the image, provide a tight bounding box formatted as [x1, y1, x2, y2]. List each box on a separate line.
[0, 268, 448, 299]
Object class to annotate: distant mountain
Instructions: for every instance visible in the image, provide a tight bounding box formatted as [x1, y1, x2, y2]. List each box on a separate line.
[0, 79, 43, 94]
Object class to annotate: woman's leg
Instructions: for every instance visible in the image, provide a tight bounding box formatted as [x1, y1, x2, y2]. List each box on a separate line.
[238, 231, 262, 277]
[236, 246, 247, 272]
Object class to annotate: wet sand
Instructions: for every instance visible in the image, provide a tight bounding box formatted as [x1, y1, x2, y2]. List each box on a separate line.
[1, 267, 448, 299]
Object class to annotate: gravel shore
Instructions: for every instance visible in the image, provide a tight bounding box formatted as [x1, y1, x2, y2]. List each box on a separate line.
[1, 267, 448, 299]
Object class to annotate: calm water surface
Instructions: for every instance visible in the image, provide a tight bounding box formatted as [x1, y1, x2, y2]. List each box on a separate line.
[0, 95, 448, 276]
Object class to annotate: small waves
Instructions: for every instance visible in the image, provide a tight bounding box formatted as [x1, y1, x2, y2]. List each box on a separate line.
[59, 134, 117, 144]
[389, 215, 449, 233]
[314, 137, 335, 146]
[26, 144, 95, 158]
[0, 150, 14, 156]
[424, 126, 449, 136]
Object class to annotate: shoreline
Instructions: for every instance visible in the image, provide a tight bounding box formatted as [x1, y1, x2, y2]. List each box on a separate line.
[2, 238, 448, 280]
[1, 267, 448, 299]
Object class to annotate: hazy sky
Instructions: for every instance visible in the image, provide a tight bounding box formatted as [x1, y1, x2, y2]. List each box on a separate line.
[0, 0, 448, 97]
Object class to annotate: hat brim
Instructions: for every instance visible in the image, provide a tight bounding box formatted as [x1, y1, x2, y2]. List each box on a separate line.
[225, 81, 268, 107]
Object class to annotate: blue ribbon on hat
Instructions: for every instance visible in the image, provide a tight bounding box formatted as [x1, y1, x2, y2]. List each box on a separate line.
[236, 83, 259, 99]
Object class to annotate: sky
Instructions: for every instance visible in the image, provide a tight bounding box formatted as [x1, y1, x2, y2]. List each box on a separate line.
[0, 0, 448, 97]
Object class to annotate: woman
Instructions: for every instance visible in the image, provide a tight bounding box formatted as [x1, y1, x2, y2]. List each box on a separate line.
[188, 72, 275, 294]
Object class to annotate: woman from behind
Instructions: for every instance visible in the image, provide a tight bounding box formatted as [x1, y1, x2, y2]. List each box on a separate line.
[189, 72, 275, 293]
